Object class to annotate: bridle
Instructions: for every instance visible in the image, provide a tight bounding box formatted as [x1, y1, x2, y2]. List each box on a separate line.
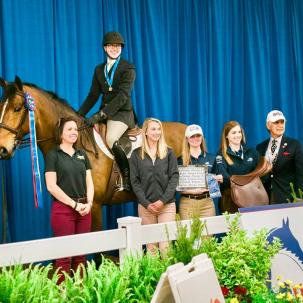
[0, 91, 29, 149]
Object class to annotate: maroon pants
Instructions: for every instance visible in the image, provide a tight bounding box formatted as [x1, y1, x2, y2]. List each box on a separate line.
[51, 201, 91, 284]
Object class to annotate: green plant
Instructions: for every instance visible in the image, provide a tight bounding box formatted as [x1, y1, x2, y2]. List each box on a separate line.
[0, 263, 60, 303]
[166, 214, 211, 264]
[289, 182, 303, 202]
[250, 278, 303, 302]
[121, 253, 170, 302]
[0, 254, 168, 303]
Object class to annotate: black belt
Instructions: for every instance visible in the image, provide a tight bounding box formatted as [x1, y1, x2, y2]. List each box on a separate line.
[72, 197, 88, 204]
[181, 192, 210, 200]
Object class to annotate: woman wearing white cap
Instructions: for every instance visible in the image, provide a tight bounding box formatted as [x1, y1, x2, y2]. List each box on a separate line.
[178, 124, 223, 219]
[216, 121, 259, 213]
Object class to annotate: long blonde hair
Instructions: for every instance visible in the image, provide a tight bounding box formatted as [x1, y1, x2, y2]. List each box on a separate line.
[220, 121, 246, 165]
[140, 118, 168, 159]
[181, 133, 207, 166]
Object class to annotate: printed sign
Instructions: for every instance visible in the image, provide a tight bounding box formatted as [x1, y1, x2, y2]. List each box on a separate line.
[240, 203, 303, 287]
[176, 165, 207, 191]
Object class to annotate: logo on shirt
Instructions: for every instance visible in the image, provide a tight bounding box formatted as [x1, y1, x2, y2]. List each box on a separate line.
[77, 155, 85, 160]
[247, 157, 253, 162]
[216, 155, 223, 164]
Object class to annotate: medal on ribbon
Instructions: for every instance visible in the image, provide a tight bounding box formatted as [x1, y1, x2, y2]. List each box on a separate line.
[104, 56, 121, 92]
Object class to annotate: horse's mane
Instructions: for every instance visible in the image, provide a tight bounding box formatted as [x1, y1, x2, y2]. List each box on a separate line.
[1, 81, 76, 113]
[23, 82, 76, 112]
[268, 218, 303, 264]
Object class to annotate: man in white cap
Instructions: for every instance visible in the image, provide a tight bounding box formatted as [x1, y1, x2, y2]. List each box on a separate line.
[256, 110, 303, 204]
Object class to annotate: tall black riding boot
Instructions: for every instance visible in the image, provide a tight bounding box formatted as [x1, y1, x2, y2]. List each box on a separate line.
[111, 141, 131, 192]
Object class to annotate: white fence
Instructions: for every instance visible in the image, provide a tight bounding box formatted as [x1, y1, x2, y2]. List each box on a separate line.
[0, 215, 235, 267]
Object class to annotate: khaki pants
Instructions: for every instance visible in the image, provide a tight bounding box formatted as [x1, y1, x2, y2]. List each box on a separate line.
[179, 197, 215, 220]
[106, 120, 128, 148]
[138, 203, 176, 256]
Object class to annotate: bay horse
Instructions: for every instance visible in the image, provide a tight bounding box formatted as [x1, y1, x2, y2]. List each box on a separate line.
[0, 76, 186, 231]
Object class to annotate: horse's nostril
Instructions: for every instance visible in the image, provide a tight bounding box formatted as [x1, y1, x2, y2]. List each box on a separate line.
[0, 147, 8, 158]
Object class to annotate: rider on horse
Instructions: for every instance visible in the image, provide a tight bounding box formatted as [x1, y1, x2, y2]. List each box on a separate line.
[78, 31, 136, 192]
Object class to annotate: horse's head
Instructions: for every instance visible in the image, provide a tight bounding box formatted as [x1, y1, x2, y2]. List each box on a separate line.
[268, 217, 303, 264]
[0, 76, 29, 159]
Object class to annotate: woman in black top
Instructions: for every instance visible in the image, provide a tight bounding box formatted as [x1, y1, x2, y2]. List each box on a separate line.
[45, 117, 94, 284]
[216, 121, 259, 213]
[130, 118, 179, 255]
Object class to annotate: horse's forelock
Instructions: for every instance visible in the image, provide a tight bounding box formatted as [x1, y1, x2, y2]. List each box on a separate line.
[1, 83, 17, 102]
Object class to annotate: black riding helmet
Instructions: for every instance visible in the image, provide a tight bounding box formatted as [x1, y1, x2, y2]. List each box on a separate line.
[103, 32, 125, 48]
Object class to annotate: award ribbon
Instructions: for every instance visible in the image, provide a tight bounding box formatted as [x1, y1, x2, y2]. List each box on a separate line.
[24, 93, 43, 208]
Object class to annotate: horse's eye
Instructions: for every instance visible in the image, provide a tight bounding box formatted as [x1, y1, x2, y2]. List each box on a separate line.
[14, 106, 22, 112]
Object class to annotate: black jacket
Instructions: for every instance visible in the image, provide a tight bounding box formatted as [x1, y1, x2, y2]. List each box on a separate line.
[130, 148, 179, 208]
[256, 136, 303, 204]
[79, 59, 136, 128]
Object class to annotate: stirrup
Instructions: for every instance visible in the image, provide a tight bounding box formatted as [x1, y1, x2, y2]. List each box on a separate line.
[114, 184, 131, 192]
[114, 178, 131, 192]
[114, 184, 125, 192]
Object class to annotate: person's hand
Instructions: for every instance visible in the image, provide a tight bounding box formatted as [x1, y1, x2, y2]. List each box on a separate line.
[152, 200, 164, 211]
[147, 203, 159, 214]
[76, 202, 91, 216]
[85, 111, 107, 127]
[214, 174, 223, 183]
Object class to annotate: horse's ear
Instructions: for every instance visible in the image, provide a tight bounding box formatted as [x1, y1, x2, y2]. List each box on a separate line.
[282, 217, 290, 227]
[14, 75, 23, 91]
[0, 77, 7, 88]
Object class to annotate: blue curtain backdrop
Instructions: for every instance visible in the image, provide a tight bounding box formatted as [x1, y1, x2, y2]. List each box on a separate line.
[0, 0, 302, 242]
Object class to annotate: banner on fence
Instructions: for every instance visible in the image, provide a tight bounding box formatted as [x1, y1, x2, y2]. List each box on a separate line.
[240, 203, 303, 286]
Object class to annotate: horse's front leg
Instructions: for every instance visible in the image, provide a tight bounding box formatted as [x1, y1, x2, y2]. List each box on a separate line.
[91, 202, 102, 232]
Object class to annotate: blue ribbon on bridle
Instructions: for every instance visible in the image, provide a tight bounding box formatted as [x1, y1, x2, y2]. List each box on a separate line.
[24, 92, 43, 208]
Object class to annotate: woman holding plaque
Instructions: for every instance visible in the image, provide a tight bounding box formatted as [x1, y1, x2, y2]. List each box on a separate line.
[178, 124, 223, 220]
[130, 118, 179, 255]
[215, 121, 259, 213]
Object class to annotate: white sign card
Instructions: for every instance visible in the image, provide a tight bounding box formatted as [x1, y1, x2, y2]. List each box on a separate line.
[176, 165, 207, 191]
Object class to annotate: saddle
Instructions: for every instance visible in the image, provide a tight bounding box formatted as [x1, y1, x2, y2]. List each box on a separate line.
[95, 123, 142, 155]
[230, 157, 271, 208]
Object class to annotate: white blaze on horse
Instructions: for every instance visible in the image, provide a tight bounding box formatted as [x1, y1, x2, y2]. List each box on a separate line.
[0, 76, 186, 231]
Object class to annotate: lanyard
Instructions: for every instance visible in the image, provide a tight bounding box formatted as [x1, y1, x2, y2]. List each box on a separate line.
[104, 56, 121, 91]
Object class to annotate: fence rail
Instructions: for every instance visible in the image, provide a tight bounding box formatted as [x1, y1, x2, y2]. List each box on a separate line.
[0, 214, 235, 267]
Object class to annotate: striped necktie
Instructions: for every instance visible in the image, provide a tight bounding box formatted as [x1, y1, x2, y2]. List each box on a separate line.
[271, 139, 278, 165]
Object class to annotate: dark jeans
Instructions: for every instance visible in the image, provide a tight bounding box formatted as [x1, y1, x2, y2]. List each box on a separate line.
[51, 201, 91, 284]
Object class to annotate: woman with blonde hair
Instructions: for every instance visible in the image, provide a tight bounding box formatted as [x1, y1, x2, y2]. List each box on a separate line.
[130, 117, 179, 255]
[178, 124, 223, 219]
[216, 121, 259, 213]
